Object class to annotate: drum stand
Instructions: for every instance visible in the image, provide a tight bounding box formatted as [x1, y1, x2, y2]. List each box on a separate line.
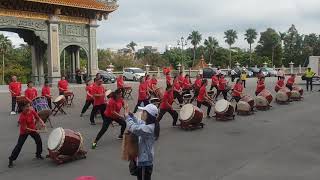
[213, 113, 235, 121]
[290, 96, 303, 101]
[275, 99, 290, 105]
[237, 110, 254, 115]
[256, 105, 272, 111]
[47, 149, 87, 165]
[65, 94, 74, 106]
[124, 88, 133, 99]
[179, 120, 204, 130]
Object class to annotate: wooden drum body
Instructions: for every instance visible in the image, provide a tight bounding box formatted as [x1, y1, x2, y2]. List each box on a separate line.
[214, 99, 235, 120]
[48, 127, 83, 156]
[54, 95, 66, 106]
[180, 104, 203, 125]
[32, 97, 51, 121]
[276, 88, 291, 103]
[291, 86, 303, 101]
[237, 95, 254, 114]
[256, 90, 273, 110]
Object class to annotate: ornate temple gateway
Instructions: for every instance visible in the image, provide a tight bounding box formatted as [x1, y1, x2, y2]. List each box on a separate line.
[0, 0, 118, 83]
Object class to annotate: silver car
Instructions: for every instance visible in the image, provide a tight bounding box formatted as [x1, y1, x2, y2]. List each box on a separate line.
[123, 68, 145, 81]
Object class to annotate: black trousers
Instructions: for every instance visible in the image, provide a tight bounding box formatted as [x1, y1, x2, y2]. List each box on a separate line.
[81, 100, 93, 114]
[90, 104, 106, 123]
[242, 80, 246, 88]
[173, 91, 183, 104]
[11, 96, 17, 112]
[216, 90, 228, 100]
[277, 76, 282, 80]
[191, 88, 200, 103]
[137, 165, 153, 180]
[306, 78, 313, 91]
[9, 132, 42, 161]
[94, 116, 126, 143]
[157, 108, 178, 125]
[286, 84, 293, 91]
[197, 101, 212, 116]
[210, 85, 218, 91]
[59, 91, 64, 96]
[133, 99, 150, 113]
[233, 96, 241, 103]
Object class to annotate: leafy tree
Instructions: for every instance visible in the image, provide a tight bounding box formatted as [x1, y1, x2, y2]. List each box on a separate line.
[163, 48, 192, 69]
[0, 34, 11, 84]
[283, 25, 304, 65]
[204, 36, 219, 65]
[224, 29, 238, 67]
[244, 28, 257, 66]
[188, 31, 202, 67]
[255, 28, 282, 66]
[126, 41, 137, 52]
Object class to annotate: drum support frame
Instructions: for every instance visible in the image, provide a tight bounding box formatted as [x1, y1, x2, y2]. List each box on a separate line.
[213, 113, 235, 121]
[52, 102, 67, 116]
[124, 88, 133, 99]
[47, 149, 87, 165]
[237, 109, 254, 115]
[179, 120, 204, 130]
[290, 96, 303, 101]
[256, 105, 272, 111]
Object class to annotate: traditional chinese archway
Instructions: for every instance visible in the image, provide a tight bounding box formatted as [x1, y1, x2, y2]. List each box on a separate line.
[0, 0, 118, 83]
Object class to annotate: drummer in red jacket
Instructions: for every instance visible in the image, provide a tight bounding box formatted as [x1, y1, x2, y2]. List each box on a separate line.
[191, 74, 202, 103]
[80, 79, 94, 117]
[8, 102, 46, 168]
[286, 74, 296, 91]
[117, 75, 125, 98]
[157, 85, 179, 127]
[133, 77, 149, 113]
[9, 75, 22, 115]
[58, 76, 69, 95]
[232, 79, 244, 103]
[210, 73, 219, 91]
[255, 77, 266, 96]
[182, 74, 192, 94]
[25, 81, 38, 103]
[216, 74, 228, 100]
[197, 79, 212, 118]
[41, 81, 52, 109]
[275, 76, 285, 92]
[178, 72, 185, 87]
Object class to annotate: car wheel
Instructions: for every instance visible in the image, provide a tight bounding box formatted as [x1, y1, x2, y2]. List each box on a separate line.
[133, 77, 137, 81]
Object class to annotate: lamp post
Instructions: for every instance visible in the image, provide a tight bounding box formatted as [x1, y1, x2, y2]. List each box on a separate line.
[177, 36, 187, 66]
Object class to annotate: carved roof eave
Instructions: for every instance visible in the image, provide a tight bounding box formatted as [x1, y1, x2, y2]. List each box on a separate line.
[25, 0, 119, 13]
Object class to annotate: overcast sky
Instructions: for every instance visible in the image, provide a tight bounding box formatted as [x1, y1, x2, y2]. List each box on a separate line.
[2, 0, 320, 51]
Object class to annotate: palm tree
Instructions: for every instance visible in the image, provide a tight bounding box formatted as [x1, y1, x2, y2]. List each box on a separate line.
[244, 28, 257, 66]
[0, 34, 11, 84]
[126, 41, 137, 60]
[204, 36, 219, 65]
[188, 31, 202, 67]
[126, 41, 137, 52]
[224, 29, 238, 68]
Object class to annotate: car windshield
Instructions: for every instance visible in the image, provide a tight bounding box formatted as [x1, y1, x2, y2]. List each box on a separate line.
[98, 70, 108, 74]
[249, 68, 259, 71]
[266, 68, 273, 71]
[132, 69, 144, 73]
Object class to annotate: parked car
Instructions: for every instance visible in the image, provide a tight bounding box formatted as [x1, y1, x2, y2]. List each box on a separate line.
[248, 67, 261, 77]
[259, 68, 270, 77]
[98, 70, 116, 83]
[123, 68, 145, 81]
[261, 67, 277, 77]
[228, 67, 254, 78]
[202, 67, 218, 78]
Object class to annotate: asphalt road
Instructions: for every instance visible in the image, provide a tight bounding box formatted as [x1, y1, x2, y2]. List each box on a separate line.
[0, 77, 320, 180]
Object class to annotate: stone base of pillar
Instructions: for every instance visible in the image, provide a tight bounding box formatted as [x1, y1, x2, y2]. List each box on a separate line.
[31, 76, 39, 85]
[47, 76, 61, 84]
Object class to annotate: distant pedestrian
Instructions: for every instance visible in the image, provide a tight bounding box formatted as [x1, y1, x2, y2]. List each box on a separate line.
[304, 67, 316, 91]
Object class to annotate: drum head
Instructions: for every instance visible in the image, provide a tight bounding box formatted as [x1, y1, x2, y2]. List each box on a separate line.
[255, 96, 268, 106]
[276, 92, 288, 102]
[180, 104, 195, 121]
[237, 101, 251, 112]
[105, 90, 112, 97]
[215, 99, 230, 113]
[54, 95, 65, 103]
[48, 127, 65, 151]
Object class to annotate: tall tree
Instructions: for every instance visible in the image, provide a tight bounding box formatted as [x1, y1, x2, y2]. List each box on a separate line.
[126, 41, 137, 52]
[126, 41, 137, 60]
[224, 29, 238, 67]
[0, 34, 11, 84]
[188, 31, 202, 67]
[283, 25, 303, 65]
[255, 28, 282, 66]
[244, 28, 257, 66]
[204, 36, 219, 65]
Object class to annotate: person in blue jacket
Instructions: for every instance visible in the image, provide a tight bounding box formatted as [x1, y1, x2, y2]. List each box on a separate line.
[125, 104, 160, 180]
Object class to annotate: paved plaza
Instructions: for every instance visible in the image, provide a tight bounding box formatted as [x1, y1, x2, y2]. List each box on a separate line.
[0, 77, 320, 180]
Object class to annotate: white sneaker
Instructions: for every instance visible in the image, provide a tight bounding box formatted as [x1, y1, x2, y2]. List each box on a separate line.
[10, 111, 16, 115]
